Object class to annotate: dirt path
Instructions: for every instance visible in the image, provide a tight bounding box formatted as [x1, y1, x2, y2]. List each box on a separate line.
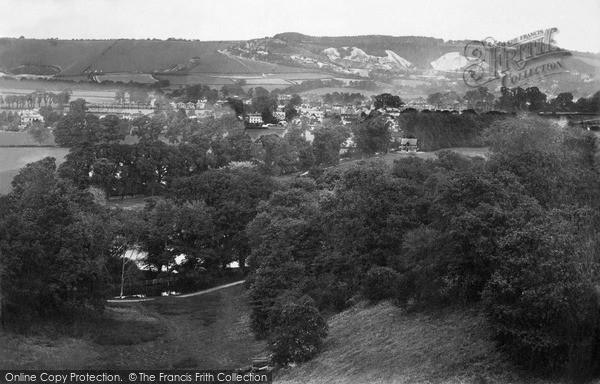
[106, 280, 246, 303]
[100, 284, 267, 369]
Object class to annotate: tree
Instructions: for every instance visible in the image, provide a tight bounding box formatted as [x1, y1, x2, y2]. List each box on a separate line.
[0, 158, 112, 323]
[171, 168, 278, 270]
[259, 135, 298, 175]
[54, 102, 101, 147]
[463, 87, 495, 110]
[495, 87, 527, 112]
[362, 266, 399, 302]
[312, 122, 349, 166]
[98, 115, 128, 143]
[137, 198, 178, 274]
[482, 209, 600, 376]
[132, 114, 166, 142]
[114, 90, 126, 104]
[373, 93, 403, 110]
[289, 94, 302, 107]
[27, 121, 50, 144]
[226, 97, 245, 117]
[550, 92, 575, 112]
[524, 87, 547, 112]
[352, 115, 391, 155]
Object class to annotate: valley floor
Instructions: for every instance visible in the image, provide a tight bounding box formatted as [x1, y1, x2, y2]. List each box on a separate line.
[0, 284, 267, 370]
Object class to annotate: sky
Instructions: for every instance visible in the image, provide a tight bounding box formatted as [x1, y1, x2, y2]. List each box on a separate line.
[1, 0, 599, 53]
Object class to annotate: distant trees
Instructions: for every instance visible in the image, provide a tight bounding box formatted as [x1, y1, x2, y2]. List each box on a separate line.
[54, 102, 131, 147]
[398, 110, 503, 151]
[427, 91, 462, 108]
[312, 122, 350, 166]
[322, 92, 365, 105]
[373, 93, 403, 109]
[352, 115, 391, 155]
[463, 87, 495, 109]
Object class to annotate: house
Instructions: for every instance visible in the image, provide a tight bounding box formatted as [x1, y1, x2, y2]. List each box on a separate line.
[273, 111, 286, 121]
[277, 94, 292, 103]
[400, 138, 418, 152]
[248, 114, 263, 125]
[19, 110, 44, 129]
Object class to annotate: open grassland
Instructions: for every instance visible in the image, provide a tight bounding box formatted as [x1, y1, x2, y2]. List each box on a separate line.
[0, 284, 266, 370]
[275, 302, 564, 384]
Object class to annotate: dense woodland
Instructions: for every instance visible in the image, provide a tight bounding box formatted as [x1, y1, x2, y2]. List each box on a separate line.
[1, 86, 600, 379]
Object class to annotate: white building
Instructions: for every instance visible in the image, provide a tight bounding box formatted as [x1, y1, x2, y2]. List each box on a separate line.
[248, 114, 263, 124]
[20, 110, 44, 128]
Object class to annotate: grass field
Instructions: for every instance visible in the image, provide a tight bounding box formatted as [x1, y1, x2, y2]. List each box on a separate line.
[0, 146, 69, 194]
[0, 284, 266, 370]
[275, 302, 561, 384]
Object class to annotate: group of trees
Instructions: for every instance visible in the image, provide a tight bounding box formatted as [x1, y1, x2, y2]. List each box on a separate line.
[322, 92, 366, 105]
[0, 90, 72, 110]
[495, 87, 600, 113]
[0, 111, 21, 131]
[0, 158, 114, 324]
[244, 115, 600, 376]
[53, 100, 129, 147]
[426, 87, 600, 114]
[397, 109, 506, 151]
[114, 88, 151, 104]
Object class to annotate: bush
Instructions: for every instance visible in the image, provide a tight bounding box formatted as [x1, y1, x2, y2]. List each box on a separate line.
[269, 296, 328, 365]
[362, 266, 399, 303]
[393, 271, 417, 306]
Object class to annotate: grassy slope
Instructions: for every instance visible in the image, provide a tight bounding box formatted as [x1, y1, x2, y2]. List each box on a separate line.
[275, 302, 555, 384]
[0, 284, 266, 370]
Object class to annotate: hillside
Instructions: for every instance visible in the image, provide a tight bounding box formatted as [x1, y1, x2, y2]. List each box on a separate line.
[0, 35, 598, 96]
[0, 39, 235, 76]
[0, 284, 266, 369]
[275, 302, 557, 384]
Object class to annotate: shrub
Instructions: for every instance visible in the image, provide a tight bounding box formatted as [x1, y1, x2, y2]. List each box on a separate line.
[247, 259, 306, 339]
[362, 266, 399, 303]
[269, 296, 328, 365]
